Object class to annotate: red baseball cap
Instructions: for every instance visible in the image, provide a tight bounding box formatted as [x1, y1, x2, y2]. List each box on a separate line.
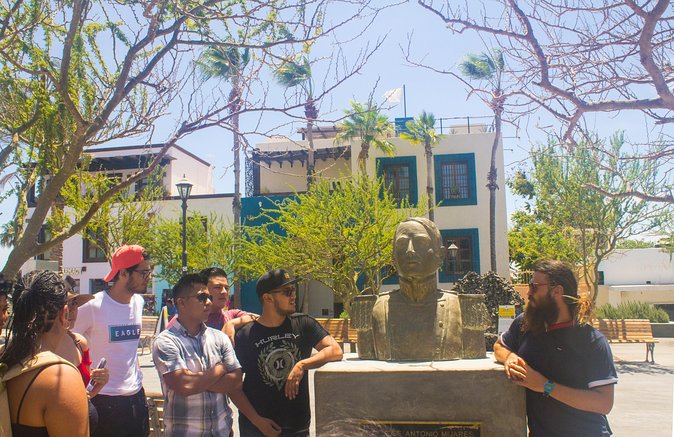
[104, 245, 147, 282]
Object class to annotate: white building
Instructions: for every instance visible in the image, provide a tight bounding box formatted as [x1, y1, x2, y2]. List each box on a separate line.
[22, 144, 234, 303]
[596, 248, 674, 308]
[241, 119, 509, 316]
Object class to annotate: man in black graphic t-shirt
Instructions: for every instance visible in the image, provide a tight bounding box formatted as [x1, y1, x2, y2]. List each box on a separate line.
[235, 269, 343, 437]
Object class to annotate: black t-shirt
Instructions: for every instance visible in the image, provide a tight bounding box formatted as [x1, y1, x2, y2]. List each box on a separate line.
[501, 314, 618, 437]
[234, 314, 328, 434]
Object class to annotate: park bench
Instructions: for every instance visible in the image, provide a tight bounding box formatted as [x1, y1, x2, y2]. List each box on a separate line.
[146, 391, 165, 437]
[316, 318, 357, 352]
[139, 315, 159, 356]
[592, 318, 658, 363]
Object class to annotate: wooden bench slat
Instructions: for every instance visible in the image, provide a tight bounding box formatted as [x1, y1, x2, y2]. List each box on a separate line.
[592, 318, 657, 363]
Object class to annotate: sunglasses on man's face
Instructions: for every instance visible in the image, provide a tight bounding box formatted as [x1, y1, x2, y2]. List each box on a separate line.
[269, 286, 296, 297]
[185, 293, 213, 303]
[131, 269, 153, 279]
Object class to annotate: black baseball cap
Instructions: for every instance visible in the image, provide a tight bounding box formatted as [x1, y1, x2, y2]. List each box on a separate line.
[256, 269, 300, 297]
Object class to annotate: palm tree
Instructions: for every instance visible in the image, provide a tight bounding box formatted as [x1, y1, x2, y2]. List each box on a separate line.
[459, 48, 505, 272]
[197, 45, 250, 307]
[400, 111, 441, 221]
[274, 56, 318, 186]
[197, 45, 250, 228]
[336, 100, 395, 176]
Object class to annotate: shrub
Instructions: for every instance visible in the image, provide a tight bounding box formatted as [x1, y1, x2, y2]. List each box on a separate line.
[595, 301, 670, 323]
[453, 271, 526, 350]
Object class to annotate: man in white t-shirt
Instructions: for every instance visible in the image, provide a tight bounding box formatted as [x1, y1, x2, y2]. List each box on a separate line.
[74, 244, 153, 437]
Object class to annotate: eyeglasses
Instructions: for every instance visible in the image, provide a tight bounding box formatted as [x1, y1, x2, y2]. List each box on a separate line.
[186, 293, 213, 303]
[131, 269, 153, 279]
[528, 281, 551, 291]
[269, 286, 296, 297]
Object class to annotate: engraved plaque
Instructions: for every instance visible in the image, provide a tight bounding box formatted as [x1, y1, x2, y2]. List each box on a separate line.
[360, 421, 481, 437]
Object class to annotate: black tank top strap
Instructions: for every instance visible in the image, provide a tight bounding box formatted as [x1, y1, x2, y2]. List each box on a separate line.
[15, 363, 61, 424]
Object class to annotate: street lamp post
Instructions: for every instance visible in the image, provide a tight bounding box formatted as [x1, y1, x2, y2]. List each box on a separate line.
[447, 241, 459, 260]
[176, 175, 193, 274]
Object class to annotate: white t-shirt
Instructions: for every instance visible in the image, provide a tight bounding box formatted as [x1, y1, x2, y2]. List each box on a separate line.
[73, 290, 144, 396]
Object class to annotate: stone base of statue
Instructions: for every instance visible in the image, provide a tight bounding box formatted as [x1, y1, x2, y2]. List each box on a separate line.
[314, 353, 526, 437]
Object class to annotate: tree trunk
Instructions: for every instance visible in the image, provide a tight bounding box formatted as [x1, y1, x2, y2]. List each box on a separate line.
[306, 124, 315, 187]
[231, 78, 243, 309]
[488, 103, 502, 272]
[425, 142, 434, 222]
[2, 243, 34, 279]
[49, 194, 66, 271]
[305, 99, 317, 188]
[302, 281, 310, 313]
[358, 141, 369, 176]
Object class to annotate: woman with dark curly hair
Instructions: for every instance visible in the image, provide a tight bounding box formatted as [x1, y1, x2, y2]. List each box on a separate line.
[0, 270, 89, 436]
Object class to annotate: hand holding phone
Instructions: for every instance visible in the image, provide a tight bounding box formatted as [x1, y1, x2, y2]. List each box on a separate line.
[86, 358, 107, 392]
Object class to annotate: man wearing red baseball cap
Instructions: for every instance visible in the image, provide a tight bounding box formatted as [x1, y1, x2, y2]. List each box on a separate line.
[73, 244, 153, 437]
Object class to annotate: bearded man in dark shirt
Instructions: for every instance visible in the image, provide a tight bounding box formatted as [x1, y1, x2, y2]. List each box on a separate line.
[495, 260, 618, 437]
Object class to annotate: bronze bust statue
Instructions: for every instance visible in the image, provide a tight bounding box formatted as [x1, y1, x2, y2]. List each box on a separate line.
[356, 217, 490, 361]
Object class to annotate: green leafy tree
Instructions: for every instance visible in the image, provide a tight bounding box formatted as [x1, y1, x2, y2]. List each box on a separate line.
[507, 211, 580, 271]
[400, 111, 442, 221]
[236, 175, 428, 312]
[146, 213, 236, 286]
[511, 133, 667, 301]
[336, 100, 395, 175]
[0, 0, 362, 278]
[459, 48, 506, 272]
[616, 240, 656, 249]
[274, 56, 318, 185]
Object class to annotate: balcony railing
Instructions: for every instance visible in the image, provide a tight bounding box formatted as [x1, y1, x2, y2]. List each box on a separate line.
[394, 115, 495, 136]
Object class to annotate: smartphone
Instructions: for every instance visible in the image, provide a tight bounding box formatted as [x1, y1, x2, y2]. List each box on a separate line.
[86, 358, 107, 392]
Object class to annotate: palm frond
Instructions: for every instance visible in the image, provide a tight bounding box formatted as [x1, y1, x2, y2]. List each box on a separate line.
[274, 56, 312, 89]
[197, 46, 250, 82]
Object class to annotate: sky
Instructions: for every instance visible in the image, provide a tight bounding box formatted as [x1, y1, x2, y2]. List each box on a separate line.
[0, 1, 668, 267]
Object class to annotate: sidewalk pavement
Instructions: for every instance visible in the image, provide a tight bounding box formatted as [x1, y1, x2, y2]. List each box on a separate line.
[140, 340, 674, 436]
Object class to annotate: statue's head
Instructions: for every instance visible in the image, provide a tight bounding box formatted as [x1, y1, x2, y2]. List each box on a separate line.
[392, 217, 445, 281]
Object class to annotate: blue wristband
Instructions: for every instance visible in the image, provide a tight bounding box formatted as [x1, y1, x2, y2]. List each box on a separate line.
[543, 380, 555, 397]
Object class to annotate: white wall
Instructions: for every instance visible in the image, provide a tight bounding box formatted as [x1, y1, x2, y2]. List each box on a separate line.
[165, 146, 214, 196]
[596, 284, 674, 306]
[598, 248, 674, 285]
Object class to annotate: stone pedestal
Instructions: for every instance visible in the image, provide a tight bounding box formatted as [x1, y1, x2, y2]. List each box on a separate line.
[315, 353, 526, 436]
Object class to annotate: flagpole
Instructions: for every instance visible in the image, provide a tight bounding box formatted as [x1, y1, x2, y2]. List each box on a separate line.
[403, 84, 407, 118]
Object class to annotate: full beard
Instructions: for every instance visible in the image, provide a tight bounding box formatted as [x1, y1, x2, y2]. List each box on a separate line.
[522, 295, 559, 335]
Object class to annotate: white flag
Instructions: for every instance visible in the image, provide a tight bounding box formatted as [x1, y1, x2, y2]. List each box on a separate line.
[383, 87, 403, 104]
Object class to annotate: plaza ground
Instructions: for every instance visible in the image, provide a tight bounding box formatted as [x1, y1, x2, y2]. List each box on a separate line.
[140, 339, 674, 436]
